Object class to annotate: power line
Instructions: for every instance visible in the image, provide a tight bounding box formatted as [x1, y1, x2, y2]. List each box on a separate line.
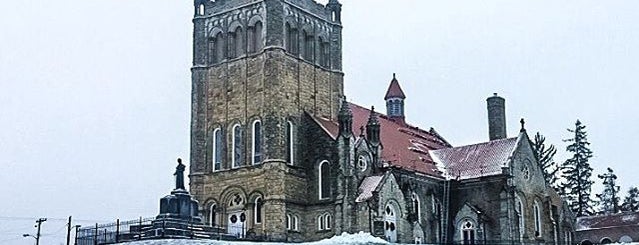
[0, 216, 111, 223]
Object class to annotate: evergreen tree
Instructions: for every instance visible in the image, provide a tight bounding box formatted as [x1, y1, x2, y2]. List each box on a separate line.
[560, 120, 595, 217]
[596, 167, 620, 214]
[532, 132, 559, 189]
[621, 187, 639, 212]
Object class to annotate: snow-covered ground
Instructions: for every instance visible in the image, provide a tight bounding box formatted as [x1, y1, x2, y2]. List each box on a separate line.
[119, 232, 388, 245]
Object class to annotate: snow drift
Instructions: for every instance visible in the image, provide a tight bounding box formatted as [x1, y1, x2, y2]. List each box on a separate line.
[118, 232, 388, 245]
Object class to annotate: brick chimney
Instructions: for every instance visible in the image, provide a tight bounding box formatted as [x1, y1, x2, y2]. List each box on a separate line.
[487, 93, 506, 141]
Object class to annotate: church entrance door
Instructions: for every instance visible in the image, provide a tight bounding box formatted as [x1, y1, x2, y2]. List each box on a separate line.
[227, 211, 246, 238]
[384, 205, 397, 242]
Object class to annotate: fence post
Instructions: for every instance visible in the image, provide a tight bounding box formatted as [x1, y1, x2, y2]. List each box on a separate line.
[115, 219, 120, 243]
[138, 217, 142, 240]
[103, 229, 107, 243]
[93, 223, 98, 245]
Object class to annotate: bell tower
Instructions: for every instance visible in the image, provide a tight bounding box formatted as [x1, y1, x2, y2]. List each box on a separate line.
[188, 0, 343, 241]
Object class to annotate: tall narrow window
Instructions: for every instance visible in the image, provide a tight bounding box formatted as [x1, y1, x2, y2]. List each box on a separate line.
[254, 197, 262, 224]
[293, 215, 299, 231]
[325, 214, 332, 230]
[319, 160, 330, 199]
[318, 215, 325, 230]
[215, 32, 224, 62]
[212, 128, 222, 171]
[286, 121, 294, 165]
[303, 31, 314, 60]
[534, 202, 542, 237]
[198, 4, 205, 16]
[252, 120, 262, 165]
[209, 203, 217, 227]
[286, 214, 292, 230]
[207, 38, 216, 64]
[228, 27, 244, 59]
[412, 193, 421, 222]
[249, 21, 263, 53]
[232, 124, 244, 168]
[516, 196, 524, 241]
[319, 38, 329, 67]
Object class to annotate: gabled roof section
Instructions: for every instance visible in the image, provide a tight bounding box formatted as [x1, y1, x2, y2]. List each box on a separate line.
[429, 135, 520, 180]
[356, 175, 385, 202]
[310, 102, 451, 177]
[384, 74, 406, 100]
[576, 212, 639, 231]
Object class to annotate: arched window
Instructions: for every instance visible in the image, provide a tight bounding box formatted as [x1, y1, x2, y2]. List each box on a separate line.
[198, 4, 205, 16]
[286, 121, 294, 165]
[214, 32, 224, 63]
[254, 197, 262, 224]
[515, 196, 525, 241]
[432, 196, 441, 218]
[319, 160, 330, 199]
[252, 120, 262, 165]
[384, 205, 397, 242]
[228, 27, 244, 59]
[212, 128, 222, 171]
[534, 201, 542, 237]
[286, 214, 292, 230]
[319, 38, 329, 67]
[293, 215, 299, 231]
[232, 124, 244, 168]
[303, 31, 314, 60]
[248, 21, 263, 53]
[317, 215, 325, 230]
[285, 23, 298, 55]
[412, 193, 421, 222]
[324, 213, 332, 230]
[209, 203, 217, 227]
[461, 220, 476, 245]
[207, 38, 216, 64]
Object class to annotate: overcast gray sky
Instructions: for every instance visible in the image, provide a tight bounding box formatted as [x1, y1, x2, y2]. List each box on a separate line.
[1, 0, 638, 244]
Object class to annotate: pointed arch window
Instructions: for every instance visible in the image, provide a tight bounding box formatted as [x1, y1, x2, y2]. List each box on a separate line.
[293, 215, 299, 231]
[286, 214, 292, 230]
[286, 121, 294, 165]
[252, 120, 262, 165]
[534, 201, 542, 237]
[515, 196, 525, 241]
[461, 220, 476, 245]
[232, 124, 244, 168]
[212, 128, 222, 171]
[319, 160, 330, 199]
[317, 215, 325, 230]
[254, 197, 262, 224]
[412, 193, 421, 222]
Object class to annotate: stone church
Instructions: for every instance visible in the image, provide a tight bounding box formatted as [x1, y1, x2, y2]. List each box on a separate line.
[186, 0, 576, 243]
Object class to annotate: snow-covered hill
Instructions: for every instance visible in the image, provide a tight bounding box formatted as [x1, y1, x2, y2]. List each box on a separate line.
[119, 232, 388, 245]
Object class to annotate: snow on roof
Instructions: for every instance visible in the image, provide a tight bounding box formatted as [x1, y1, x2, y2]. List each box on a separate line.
[429, 136, 519, 180]
[576, 212, 639, 231]
[356, 175, 384, 202]
[312, 103, 450, 177]
[119, 232, 388, 244]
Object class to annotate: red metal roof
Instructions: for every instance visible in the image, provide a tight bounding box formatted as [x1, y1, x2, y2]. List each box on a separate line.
[576, 212, 639, 231]
[429, 136, 519, 180]
[384, 75, 406, 100]
[312, 102, 451, 177]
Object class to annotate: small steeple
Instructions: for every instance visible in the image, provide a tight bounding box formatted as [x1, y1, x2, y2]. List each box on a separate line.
[385, 73, 406, 124]
[338, 97, 353, 137]
[366, 106, 381, 147]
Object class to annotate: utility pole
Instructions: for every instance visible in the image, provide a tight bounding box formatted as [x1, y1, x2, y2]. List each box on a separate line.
[66, 216, 72, 245]
[35, 218, 47, 245]
[74, 225, 81, 245]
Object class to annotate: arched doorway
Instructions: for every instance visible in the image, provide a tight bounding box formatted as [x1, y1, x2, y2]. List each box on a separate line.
[384, 204, 397, 242]
[227, 194, 246, 238]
